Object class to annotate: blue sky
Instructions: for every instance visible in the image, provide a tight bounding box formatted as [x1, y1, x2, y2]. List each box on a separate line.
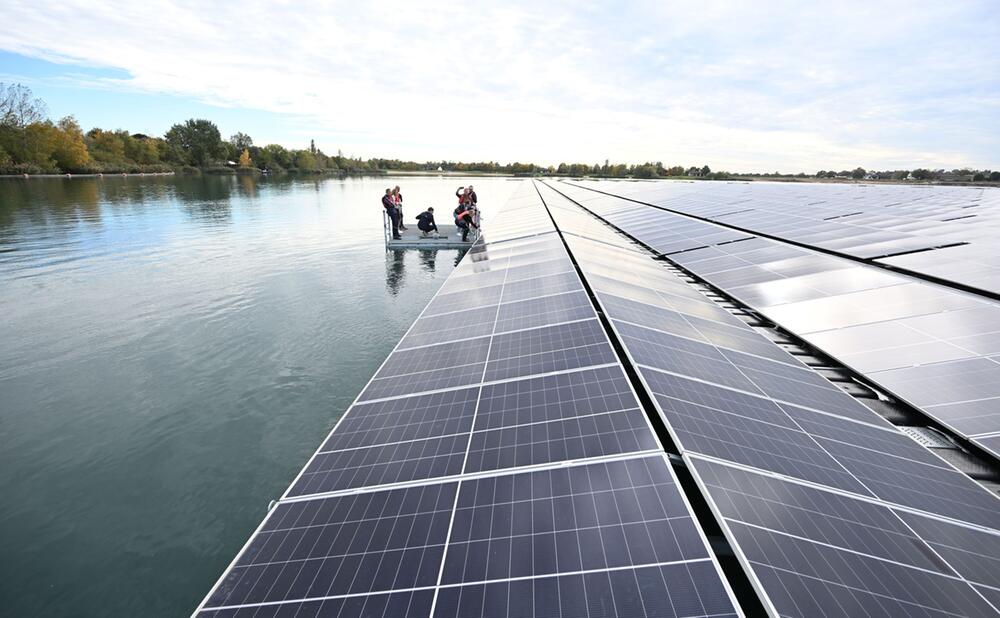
[1, 0, 997, 172]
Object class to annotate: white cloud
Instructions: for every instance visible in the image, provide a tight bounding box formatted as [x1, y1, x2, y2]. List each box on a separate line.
[0, 0, 997, 171]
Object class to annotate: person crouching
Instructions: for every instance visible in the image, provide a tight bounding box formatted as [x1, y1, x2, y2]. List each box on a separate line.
[416, 207, 438, 238]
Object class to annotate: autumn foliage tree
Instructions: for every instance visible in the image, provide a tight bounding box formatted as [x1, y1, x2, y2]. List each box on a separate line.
[51, 117, 90, 170]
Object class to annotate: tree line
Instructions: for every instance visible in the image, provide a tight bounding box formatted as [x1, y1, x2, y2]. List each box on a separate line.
[0, 83, 730, 178]
[2, 83, 996, 182]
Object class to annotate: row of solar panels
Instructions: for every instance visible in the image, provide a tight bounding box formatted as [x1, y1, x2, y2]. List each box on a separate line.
[194, 182, 745, 617]
[553, 180, 1000, 461]
[535, 180, 1000, 617]
[562, 180, 1000, 295]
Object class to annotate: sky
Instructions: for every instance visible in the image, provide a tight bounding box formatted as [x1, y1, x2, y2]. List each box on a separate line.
[0, 0, 997, 173]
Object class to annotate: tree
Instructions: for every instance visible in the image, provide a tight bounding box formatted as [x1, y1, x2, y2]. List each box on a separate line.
[701, 165, 711, 176]
[51, 116, 90, 170]
[990, 171, 1000, 182]
[0, 84, 51, 168]
[263, 144, 292, 169]
[295, 150, 317, 171]
[238, 148, 253, 168]
[633, 164, 658, 178]
[0, 83, 48, 129]
[851, 167, 866, 179]
[20, 122, 58, 171]
[87, 128, 126, 164]
[230, 132, 253, 152]
[164, 119, 224, 166]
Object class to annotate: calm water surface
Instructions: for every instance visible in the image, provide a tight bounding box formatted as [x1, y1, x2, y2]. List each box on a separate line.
[0, 174, 516, 616]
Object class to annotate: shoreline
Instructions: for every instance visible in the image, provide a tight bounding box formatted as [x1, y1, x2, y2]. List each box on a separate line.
[2, 170, 998, 188]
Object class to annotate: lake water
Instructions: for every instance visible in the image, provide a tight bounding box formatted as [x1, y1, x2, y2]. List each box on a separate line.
[0, 174, 517, 617]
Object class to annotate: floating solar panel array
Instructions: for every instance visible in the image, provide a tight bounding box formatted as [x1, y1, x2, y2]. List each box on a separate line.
[536, 180, 1000, 618]
[554, 180, 1000, 461]
[194, 181, 743, 618]
[560, 180, 1000, 294]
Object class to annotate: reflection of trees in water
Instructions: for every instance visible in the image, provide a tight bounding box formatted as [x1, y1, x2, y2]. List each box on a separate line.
[176, 176, 234, 222]
[173, 175, 232, 202]
[0, 178, 104, 230]
[385, 250, 406, 296]
[455, 247, 469, 267]
[235, 174, 259, 198]
[98, 176, 173, 206]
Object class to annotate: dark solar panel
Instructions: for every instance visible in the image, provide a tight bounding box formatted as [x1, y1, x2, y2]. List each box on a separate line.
[499, 271, 584, 303]
[539, 180, 1000, 617]
[493, 290, 593, 334]
[475, 365, 639, 431]
[691, 456, 1000, 618]
[433, 562, 739, 618]
[199, 590, 435, 618]
[206, 482, 456, 608]
[443, 457, 709, 584]
[742, 525, 997, 618]
[464, 408, 657, 472]
[484, 319, 617, 382]
[197, 185, 741, 617]
[319, 387, 479, 452]
[288, 433, 469, 496]
[898, 512, 1000, 589]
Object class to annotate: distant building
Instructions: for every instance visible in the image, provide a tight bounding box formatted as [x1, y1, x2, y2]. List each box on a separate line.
[686, 167, 702, 177]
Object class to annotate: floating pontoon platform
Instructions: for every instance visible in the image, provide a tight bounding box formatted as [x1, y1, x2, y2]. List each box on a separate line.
[383, 209, 481, 249]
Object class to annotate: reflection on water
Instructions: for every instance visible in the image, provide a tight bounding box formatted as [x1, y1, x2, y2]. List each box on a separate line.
[386, 249, 406, 296]
[386, 246, 470, 294]
[417, 249, 437, 273]
[0, 174, 516, 617]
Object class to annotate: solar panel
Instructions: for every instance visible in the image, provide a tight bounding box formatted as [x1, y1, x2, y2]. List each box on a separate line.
[483, 319, 617, 382]
[317, 388, 479, 452]
[205, 482, 456, 608]
[556, 179, 1000, 451]
[690, 457, 999, 618]
[464, 406, 656, 472]
[537, 180, 1000, 617]
[195, 182, 741, 618]
[442, 457, 710, 584]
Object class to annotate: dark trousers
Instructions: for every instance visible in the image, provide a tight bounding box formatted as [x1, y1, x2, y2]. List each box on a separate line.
[456, 219, 470, 241]
[386, 207, 400, 238]
[418, 220, 437, 233]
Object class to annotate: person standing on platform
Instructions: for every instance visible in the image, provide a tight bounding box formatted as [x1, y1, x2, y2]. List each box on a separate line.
[467, 185, 477, 207]
[454, 203, 478, 242]
[382, 188, 401, 240]
[393, 186, 407, 230]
